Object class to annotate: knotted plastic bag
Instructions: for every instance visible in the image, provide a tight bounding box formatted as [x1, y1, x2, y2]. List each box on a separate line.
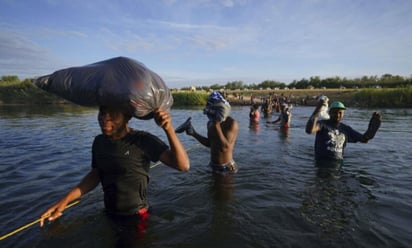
[317, 95, 330, 120]
[34, 57, 173, 119]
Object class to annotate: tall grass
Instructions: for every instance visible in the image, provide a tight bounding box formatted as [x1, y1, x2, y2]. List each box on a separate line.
[354, 87, 412, 108]
[0, 80, 64, 104]
[172, 92, 209, 106]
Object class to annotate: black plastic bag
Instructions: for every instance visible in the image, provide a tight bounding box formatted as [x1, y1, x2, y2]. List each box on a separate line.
[34, 57, 173, 119]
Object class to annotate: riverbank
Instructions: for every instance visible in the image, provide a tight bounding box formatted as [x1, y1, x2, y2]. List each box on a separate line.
[173, 87, 412, 108]
[223, 88, 356, 106]
[0, 81, 411, 108]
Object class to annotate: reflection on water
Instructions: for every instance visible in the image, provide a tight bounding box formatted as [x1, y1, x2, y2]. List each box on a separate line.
[0, 104, 95, 118]
[278, 126, 290, 140]
[210, 174, 235, 203]
[248, 120, 260, 133]
[300, 161, 371, 244]
[0, 105, 411, 247]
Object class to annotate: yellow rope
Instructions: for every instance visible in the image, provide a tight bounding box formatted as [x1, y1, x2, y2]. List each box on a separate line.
[0, 200, 80, 241]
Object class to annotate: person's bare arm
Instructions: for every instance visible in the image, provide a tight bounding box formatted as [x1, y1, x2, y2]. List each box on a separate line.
[267, 116, 280, 124]
[360, 112, 382, 143]
[213, 119, 238, 152]
[40, 168, 100, 226]
[191, 130, 210, 147]
[306, 101, 324, 134]
[154, 109, 190, 172]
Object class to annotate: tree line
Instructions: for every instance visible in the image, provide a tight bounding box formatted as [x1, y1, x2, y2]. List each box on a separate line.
[2, 74, 411, 91]
[181, 74, 411, 91]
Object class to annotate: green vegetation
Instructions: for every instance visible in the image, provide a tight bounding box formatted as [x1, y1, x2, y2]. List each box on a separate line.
[353, 87, 412, 108]
[182, 74, 411, 91]
[172, 92, 209, 106]
[221, 87, 412, 108]
[289, 74, 411, 89]
[1, 75, 411, 108]
[0, 76, 65, 104]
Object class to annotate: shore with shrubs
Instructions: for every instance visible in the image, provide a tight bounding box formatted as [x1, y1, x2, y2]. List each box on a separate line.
[172, 87, 412, 108]
[1, 77, 411, 108]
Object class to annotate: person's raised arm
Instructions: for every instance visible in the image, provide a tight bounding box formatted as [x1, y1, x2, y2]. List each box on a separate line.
[267, 116, 280, 124]
[154, 109, 190, 172]
[212, 118, 238, 152]
[40, 168, 100, 227]
[306, 101, 324, 134]
[190, 129, 210, 147]
[360, 112, 382, 143]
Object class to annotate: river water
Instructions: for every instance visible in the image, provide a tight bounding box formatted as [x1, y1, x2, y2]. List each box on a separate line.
[0, 104, 411, 248]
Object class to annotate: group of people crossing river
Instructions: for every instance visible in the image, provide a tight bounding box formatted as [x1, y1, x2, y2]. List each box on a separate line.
[39, 90, 381, 246]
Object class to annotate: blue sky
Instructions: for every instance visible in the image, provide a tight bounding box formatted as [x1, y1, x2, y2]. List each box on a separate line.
[1, 0, 411, 88]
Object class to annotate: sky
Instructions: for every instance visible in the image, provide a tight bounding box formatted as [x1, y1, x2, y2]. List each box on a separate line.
[0, 0, 411, 88]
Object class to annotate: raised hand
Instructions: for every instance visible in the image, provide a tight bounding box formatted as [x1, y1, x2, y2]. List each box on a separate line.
[364, 112, 382, 140]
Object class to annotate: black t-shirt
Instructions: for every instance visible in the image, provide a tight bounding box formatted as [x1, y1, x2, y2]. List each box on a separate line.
[92, 129, 168, 215]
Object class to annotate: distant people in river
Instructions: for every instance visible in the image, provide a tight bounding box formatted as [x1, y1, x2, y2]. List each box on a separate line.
[250, 94, 256, 105]
[261, 98, 272, 117]
[249, 103, 260, 132]
[266, 103, 292, 128]
[249, 104, 260, 123]
[175, 91, 239, 175]
[305, 100, 382, 161]
[272, 95, 280, 112]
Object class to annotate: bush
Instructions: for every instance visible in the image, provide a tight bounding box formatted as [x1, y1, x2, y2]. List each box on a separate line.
[354, 87, 412, 108]
[172, 92, 209, 106]
[0, 79, 65, 104]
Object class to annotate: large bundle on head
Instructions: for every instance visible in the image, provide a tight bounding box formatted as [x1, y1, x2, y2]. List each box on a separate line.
[34, 57, 173, 120]
[203, 91, 231, 122]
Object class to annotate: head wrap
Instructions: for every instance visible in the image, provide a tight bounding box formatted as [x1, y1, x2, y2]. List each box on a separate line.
[203, 91, 231, 122]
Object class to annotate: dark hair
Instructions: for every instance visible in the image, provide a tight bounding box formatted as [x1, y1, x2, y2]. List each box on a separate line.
[99, 105, 132, 121]
[124, 113, 132, 121]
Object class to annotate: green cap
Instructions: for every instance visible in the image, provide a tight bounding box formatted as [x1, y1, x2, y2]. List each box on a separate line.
[329, 101, 346, 110]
